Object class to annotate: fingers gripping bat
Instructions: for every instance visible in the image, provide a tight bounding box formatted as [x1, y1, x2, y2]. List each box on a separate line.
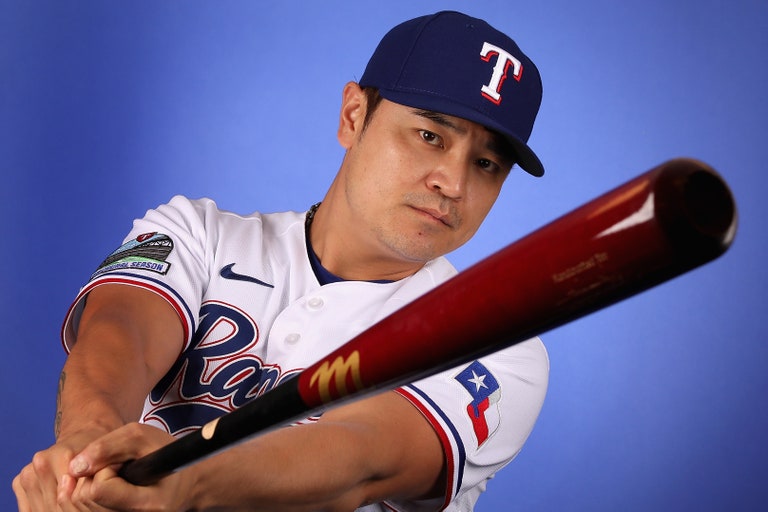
[119, 157, 737, 485]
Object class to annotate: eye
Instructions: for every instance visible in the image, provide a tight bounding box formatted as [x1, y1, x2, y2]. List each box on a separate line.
[475, 157, 502, 175]
[418, 130, 444, 148]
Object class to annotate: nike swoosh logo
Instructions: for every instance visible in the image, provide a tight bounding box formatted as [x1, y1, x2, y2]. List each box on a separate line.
[219, 263, 274, 288]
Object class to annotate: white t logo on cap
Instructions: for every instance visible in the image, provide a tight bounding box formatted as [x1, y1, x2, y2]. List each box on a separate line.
[480, 42, 523, 105]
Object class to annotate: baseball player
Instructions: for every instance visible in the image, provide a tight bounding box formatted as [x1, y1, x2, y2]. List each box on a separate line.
[14, 11, 549, 511]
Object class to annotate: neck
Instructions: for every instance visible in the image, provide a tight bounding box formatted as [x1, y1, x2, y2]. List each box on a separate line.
[307, 200, 427, 282]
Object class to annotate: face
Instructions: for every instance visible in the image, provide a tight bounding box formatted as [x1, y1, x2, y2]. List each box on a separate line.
[334, 83, 513, 267]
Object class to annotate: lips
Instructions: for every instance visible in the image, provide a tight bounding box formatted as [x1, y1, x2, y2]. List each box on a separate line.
[411, 205, 454, 227]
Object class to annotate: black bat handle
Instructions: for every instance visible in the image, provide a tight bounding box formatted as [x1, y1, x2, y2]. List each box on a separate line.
[118, 377, 309, 485]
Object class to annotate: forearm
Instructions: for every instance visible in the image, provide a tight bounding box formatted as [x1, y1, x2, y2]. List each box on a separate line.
[187, 422, 376, 511]
[58, 283, 184, 439]
[185, 392, 444, 512]
[57, 336, 153, 439]
[14, 284, 184, 512]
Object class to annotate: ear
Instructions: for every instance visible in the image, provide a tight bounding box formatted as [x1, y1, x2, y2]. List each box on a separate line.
[337, 82, 368, 149]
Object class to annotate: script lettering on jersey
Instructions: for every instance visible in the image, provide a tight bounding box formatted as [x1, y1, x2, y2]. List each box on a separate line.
[309, 351, 363, 403]
[480, 41, 523, 105]
[145, 301, 288, 435]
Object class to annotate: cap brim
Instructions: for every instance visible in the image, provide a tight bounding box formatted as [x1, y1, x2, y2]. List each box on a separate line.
[377, 89, 545, 177]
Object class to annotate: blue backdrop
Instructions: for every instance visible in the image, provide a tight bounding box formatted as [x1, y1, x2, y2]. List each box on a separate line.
[3, 1, 767, 510]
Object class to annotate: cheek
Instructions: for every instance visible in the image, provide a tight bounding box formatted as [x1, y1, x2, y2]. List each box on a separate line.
[457, 182, 503, 237]
[344, 150, 403, 212]
[357, 145, 414, 195]
[468, 179, 504, 217]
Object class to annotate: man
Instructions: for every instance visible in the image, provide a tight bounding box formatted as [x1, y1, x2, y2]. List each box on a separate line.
[14, 10, 549, 511]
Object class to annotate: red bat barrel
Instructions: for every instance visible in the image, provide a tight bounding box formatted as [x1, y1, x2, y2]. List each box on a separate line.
[295, 157, 736, 407]
[120, 158, 737, 485]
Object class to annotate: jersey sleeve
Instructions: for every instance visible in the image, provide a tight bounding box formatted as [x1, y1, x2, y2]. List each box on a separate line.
[61, 195, 219, 352]
[390, 337, 549, 511]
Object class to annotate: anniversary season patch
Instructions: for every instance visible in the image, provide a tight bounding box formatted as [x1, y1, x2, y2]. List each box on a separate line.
[92, 232, 174, 278]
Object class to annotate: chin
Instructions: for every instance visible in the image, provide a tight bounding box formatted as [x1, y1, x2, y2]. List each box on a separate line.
[395, 238, 454, 263]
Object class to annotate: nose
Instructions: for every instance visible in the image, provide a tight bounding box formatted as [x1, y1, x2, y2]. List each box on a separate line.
[426, 158, 467, 199]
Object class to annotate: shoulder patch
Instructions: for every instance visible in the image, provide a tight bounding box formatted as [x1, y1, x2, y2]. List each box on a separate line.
[92, 232, 174, 279]
[454, 360, 502, 448]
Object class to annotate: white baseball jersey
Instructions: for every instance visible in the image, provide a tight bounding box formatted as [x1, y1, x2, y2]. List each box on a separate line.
[61, 195, 549, 512]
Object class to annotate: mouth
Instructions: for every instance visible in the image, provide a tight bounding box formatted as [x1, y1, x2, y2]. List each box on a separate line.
[410, 205, 454, 228]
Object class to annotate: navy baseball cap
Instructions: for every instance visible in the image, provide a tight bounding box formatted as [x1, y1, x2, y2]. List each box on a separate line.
[360, 11, 544, 177]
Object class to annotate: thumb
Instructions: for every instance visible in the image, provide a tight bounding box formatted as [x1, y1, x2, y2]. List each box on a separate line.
[69, 422, 148, 478]
[69, 453, 92, 477]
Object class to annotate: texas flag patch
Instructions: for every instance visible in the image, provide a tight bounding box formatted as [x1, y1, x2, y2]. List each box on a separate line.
[455, 361, 501, 447]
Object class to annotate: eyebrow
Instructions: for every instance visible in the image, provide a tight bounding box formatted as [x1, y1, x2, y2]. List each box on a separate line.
[486, 132, 518, 166]
[413, 109, 467, 134]
[412, 109, 517, 166]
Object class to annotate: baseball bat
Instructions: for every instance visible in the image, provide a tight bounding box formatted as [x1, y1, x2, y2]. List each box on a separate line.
[119, 157, 737, 485]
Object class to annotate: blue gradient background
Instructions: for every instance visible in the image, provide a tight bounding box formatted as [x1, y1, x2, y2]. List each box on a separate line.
[2, 1, 766, 510]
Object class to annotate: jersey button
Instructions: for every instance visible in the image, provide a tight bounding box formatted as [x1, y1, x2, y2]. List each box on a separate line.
[285, 333, 301, 344]
[307, 297, 324, 309]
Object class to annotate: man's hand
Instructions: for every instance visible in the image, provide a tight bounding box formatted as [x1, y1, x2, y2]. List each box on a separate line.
[13, 426, 111, 512]
[65, 423, 193, 511]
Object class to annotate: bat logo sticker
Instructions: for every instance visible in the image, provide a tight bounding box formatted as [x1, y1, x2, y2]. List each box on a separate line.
[309, 351, 363, 403]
